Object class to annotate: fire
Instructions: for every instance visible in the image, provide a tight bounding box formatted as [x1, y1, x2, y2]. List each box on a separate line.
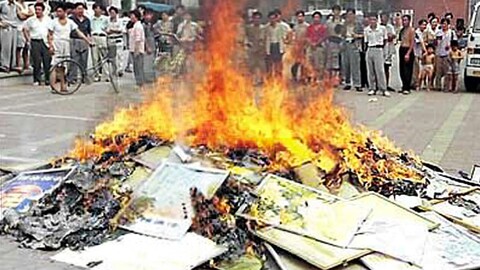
[71, 1, 423, 189]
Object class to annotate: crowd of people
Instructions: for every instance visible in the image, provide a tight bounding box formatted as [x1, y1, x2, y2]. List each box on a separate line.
[0, 1, 201, 90]
[0, 2, 468, 94]
[244, 5, 468, 95]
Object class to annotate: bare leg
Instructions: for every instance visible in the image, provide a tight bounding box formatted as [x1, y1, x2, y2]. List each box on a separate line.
[426, 70, 433, 91]
[417, 71, 424, 91]
[50, 67, 59, 92]
[59, 67, 66, 92]
[23, 47, 29, 70]
[445, 75, 451, 92]
[452, 74, 458, 93]
[15, 48, 22, 71]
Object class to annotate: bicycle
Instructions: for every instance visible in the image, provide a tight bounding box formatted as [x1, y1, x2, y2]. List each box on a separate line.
[49, 45, 119, 95]
[154, 32, 186, 77]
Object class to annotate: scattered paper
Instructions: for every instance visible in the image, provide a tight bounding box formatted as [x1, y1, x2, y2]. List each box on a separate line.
[471, 165, 480, 183]
[421, 212, 480, 270]
[256, 227, 369, 270]
[390, 195, 423, 209]
[432, 196, 480, 229]
[52, 233, 226, 270]
[361, 253, 420, 270]
[349, 219, 428, 266]
[349, 192, 438, 230]
[122, 162, 229, 239]
[173, 145, 192, 163]
[239, 174, 370, 247]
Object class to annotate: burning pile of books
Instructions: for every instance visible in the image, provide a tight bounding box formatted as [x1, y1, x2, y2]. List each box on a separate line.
[1, 141, 480, 270]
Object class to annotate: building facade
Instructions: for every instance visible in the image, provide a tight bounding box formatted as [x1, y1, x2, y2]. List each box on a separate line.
[392, 0, 469, 23]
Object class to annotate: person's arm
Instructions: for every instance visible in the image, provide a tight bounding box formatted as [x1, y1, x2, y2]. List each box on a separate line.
[47, 29, 54, 54]
[383, 27, 388, 47]
[406, 28, 415, 57]
[364, 28, 368, 47]
[133, 25, 144, 54]
[420, 35, 427, 53]
[23, 24, 30, 43]
[75, 28, 92, 45]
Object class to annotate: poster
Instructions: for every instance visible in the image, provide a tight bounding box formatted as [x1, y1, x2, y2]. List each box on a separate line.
[52, 233, 226, 270]
[238, 174, 371, 247]
[122, 162, 229, 239]
[0, 167, 75, 218]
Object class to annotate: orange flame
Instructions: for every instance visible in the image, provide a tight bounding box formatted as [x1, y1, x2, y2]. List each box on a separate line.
[71, 1, 422, 187]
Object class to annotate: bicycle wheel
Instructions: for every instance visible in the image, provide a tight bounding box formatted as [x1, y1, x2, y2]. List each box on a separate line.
[49, 59, 84, 95]
[105, 59, 119, 93]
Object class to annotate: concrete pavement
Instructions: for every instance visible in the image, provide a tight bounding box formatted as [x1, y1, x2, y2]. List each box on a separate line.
[0, 67, 479, 269]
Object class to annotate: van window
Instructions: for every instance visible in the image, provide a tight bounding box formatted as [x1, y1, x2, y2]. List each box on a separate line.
[475, 8, 480, 32]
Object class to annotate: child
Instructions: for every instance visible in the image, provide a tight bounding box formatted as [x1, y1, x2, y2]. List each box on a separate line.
[447, 40, 463, 93]
[417, 44, 436, 91]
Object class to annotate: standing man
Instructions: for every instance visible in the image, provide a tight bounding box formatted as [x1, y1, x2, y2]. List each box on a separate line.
[434, 18, 456, 91]
[291, 10, 309, 82]
[306, 11, 327, 82]
[0, 0, 18, 72]
[413, 19, 432, 89]
[23, 2, 51, 86]
[106, 6, 124, 77]
[244, 11, 265, 85]
[129, 9, 145, 88]
[264, 11, 287, 78]
[48, 4, 90, 93]
[68, 2, 91, 83]
[398, 15, 415, 94]
[342, 8, 363, 92]
[380, 13, 396, 92]
[364, 14, 389, 97]
[360, 16, 370, 89]
[177, 12, 201, 74]
[91, 4, 108, 81]
[172, 5, 186, 34]
[143, 8, 156, 84]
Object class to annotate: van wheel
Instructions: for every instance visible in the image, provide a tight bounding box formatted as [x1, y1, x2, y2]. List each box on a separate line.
[464, 73, 480, 92]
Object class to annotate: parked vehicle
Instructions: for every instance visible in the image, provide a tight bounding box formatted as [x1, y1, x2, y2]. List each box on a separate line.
[465, 2, 480, 92]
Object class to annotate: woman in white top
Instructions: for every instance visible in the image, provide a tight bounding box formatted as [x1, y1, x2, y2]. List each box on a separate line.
[15, 0, 33, 72]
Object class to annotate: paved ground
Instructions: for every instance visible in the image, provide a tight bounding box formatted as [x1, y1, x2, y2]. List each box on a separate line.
[0, 65, 478, 269]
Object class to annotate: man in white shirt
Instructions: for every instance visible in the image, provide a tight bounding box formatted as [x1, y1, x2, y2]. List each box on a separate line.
[434, 18, 457, 91]
[91, 3, 109, 81]
[265, 11, 290, 77]
[380, 13, 396, 92]
[23, 2, 51, 85]
[364, 14, 389, 97]
[48, 4, 90, 92]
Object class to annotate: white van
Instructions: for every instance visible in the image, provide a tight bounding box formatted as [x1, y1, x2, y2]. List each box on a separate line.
[465, 2, 480, 92]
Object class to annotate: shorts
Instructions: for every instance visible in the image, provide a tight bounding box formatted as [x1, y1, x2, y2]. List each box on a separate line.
[420, 64, 434, 72]
[247, 51, 265, 71]
[51, 40, 70, 66]
[448, 62, 460, 75]
[16, 31, 26, 48]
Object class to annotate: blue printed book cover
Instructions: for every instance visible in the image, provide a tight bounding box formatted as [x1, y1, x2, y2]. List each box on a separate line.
[0, 167, 75, 215]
